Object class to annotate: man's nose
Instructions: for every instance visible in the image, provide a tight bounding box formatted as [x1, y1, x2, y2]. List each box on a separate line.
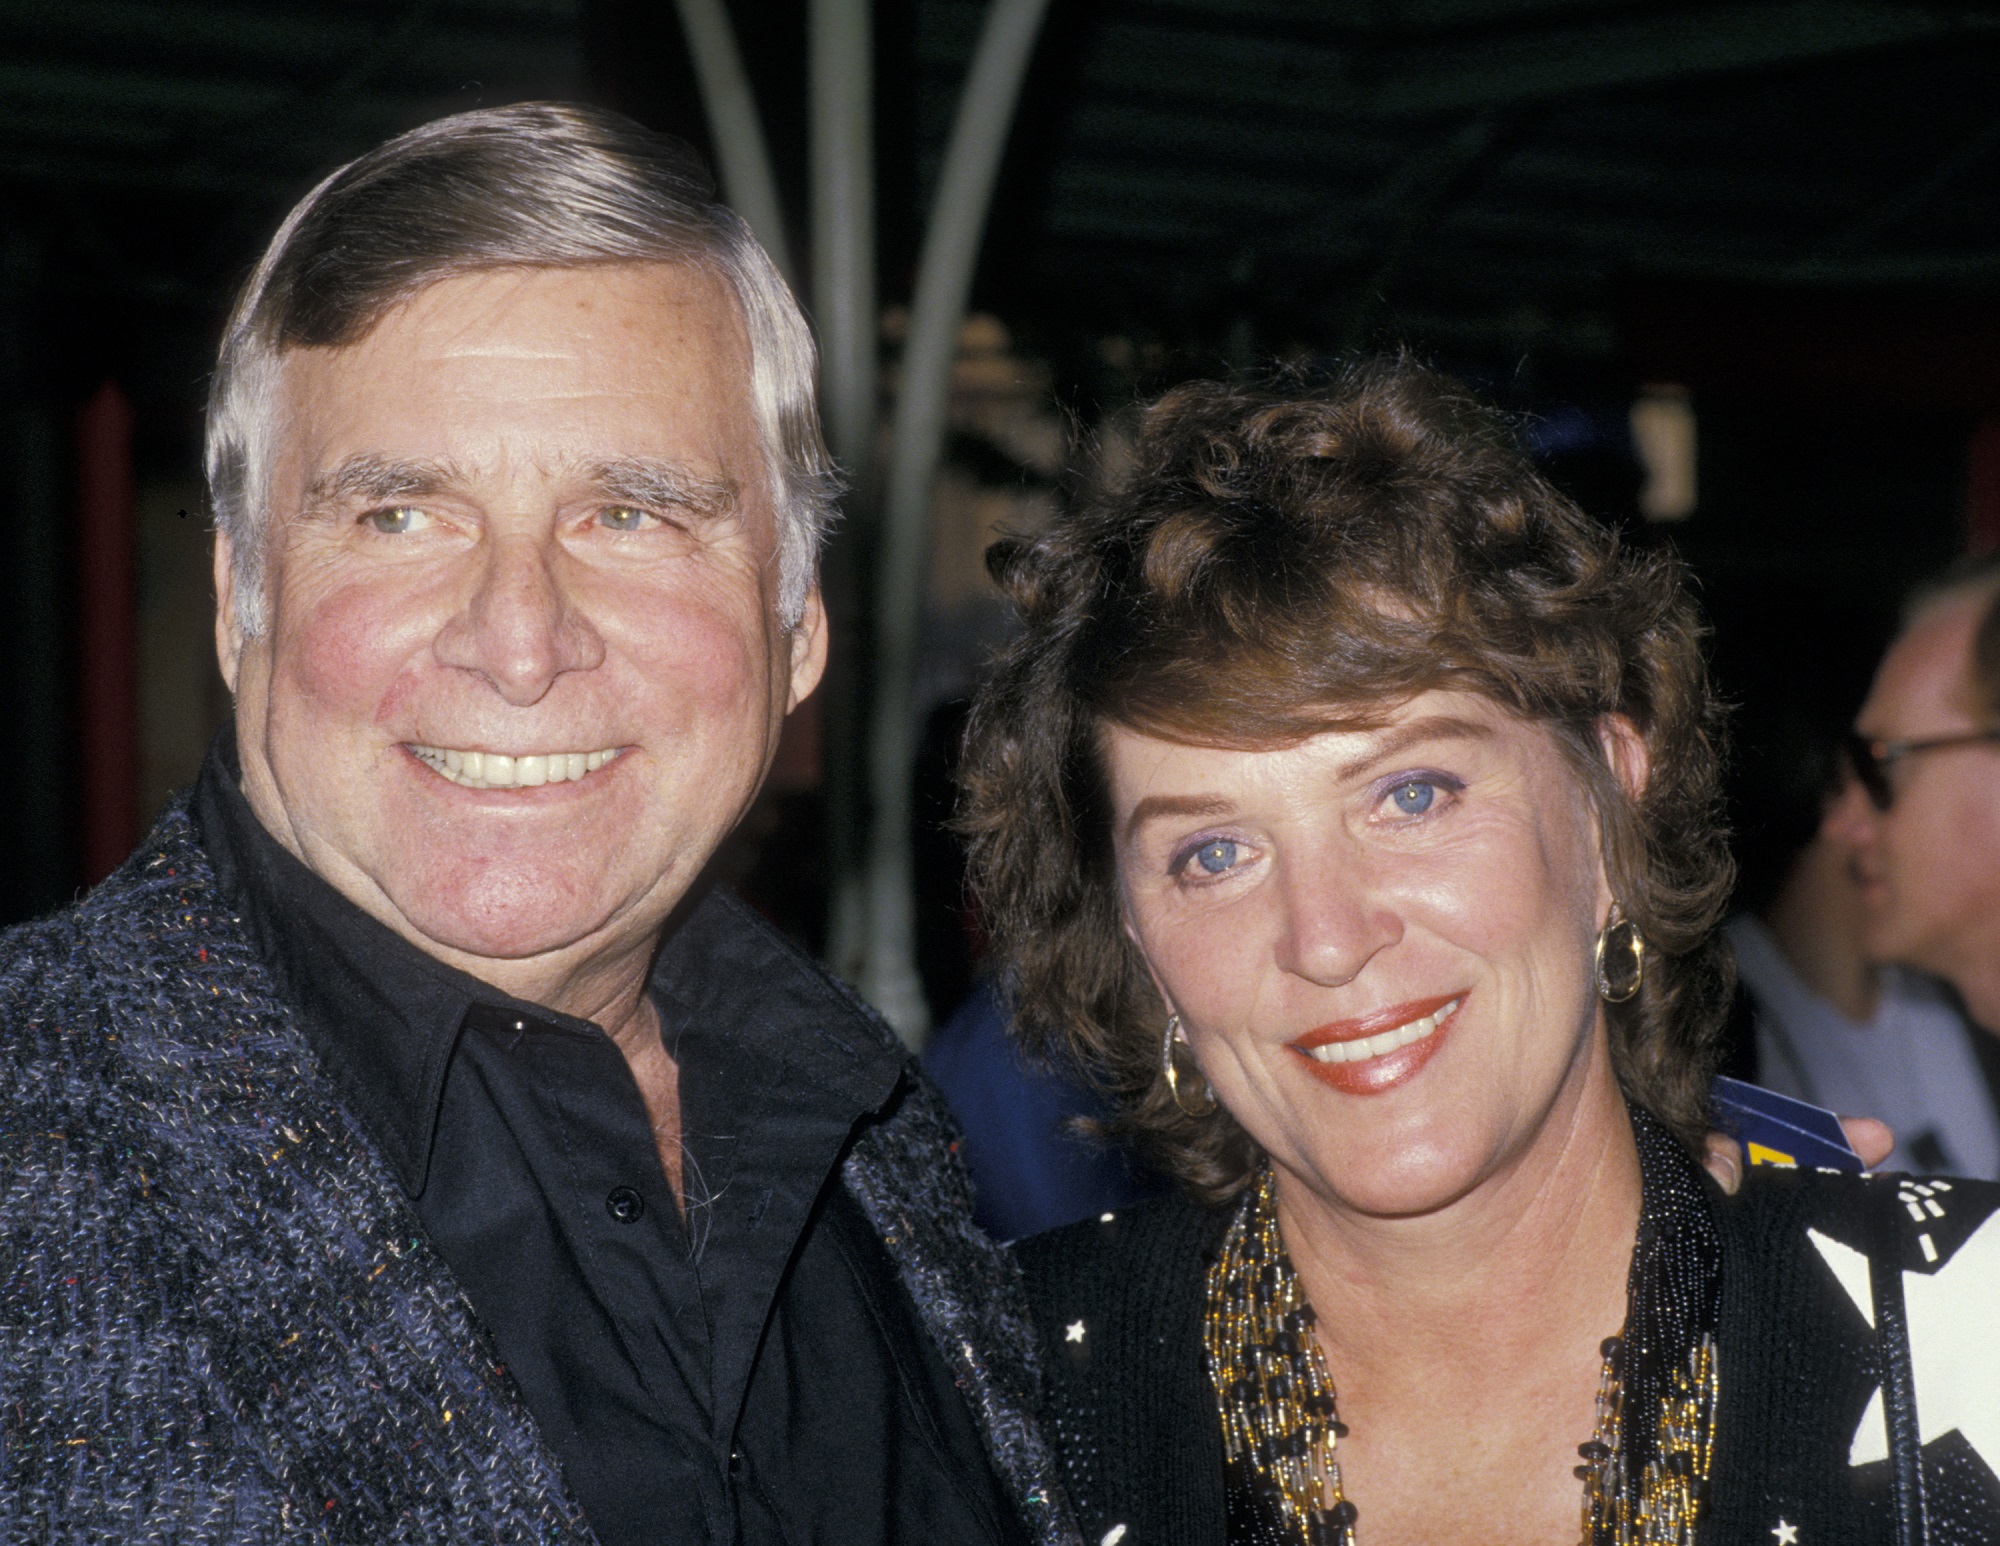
[1271, 857, 1403, 988]
[433, 532, 607, 705]
[1822, 771, 1879, 850]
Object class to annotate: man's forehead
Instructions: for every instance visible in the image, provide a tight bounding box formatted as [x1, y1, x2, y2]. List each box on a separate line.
[1868, 595, 1986, 726]
[280, 262, 749, 385]
[267, 263, 763, 489]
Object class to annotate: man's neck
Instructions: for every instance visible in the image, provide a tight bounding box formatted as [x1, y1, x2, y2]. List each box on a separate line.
[1948, 961, 2000, 1039]
[1764, 837, 1879, 1022]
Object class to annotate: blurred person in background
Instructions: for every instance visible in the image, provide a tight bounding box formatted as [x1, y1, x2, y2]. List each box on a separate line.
[1718, 586, 1997, 1177]
[1728, 812, 1999, 1177]
[917, 702, 1166, 1241]
[924, 976, 1166, 1240]
[1822, 559, 2000, 1141]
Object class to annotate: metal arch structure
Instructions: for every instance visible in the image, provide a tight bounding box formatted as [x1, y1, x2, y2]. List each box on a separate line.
[809, 0, 881, 1001]
[672, 0, 794, 285]
[670, 0, 1052, 1040]
[854, 0, 1054, 1040]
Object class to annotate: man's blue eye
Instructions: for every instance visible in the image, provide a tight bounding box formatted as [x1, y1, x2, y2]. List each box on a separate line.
[1193, 839, 1239, 875]
[601, 506, 650, 531]
[1390, 781, 1435, 815]
[367, 506, 427, 534]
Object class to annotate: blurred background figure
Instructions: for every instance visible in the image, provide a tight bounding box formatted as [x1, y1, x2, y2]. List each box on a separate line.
[1719, 585, 2000, 1176]
[1816, 561, 2000, 1154]
[913, 694, 1165, 1239]
[1727, 816, 2000, 1176]
[922, 977, 1164, 1240]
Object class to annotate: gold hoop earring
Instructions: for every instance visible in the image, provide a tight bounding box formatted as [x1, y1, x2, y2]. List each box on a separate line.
[1161, 1013, 1217, 1118]
[1595, 908, 1646, 1003]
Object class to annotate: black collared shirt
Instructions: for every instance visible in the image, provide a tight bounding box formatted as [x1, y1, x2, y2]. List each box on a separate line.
[191, 735, 1023, 1546]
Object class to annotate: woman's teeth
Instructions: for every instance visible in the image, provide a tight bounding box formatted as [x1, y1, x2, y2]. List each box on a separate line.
[1305, 999, 1461, 1064]
[409, 745, 623, 789]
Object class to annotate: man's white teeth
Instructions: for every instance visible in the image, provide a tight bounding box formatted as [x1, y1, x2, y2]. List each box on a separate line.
[410, 745, 621, 789]
[1306, 999, 1462, 1064]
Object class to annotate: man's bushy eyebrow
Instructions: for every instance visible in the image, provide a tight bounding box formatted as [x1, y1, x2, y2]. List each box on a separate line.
[300, 453, 740, 519]
[304, 453, 458, 507]
[591, 456, 738, 516]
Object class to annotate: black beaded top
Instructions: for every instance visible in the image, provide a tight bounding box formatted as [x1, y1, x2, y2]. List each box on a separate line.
[1203, 1108, 1721, 1546]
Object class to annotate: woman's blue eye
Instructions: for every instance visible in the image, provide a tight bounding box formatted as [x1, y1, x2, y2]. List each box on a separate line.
[1193, 839, 1239, 875]
[1389, 780, 1435, 815]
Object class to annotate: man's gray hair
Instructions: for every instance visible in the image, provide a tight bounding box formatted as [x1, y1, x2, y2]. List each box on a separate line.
[206, 102, 839, 633]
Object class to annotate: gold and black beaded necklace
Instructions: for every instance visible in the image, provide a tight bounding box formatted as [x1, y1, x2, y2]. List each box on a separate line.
[1202, 1114, 1720, 1546]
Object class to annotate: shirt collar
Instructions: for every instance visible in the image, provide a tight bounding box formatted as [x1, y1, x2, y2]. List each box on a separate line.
[189, 728, 909, 1196]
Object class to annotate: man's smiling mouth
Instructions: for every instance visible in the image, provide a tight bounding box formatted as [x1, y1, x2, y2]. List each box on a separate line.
[408, 744, 625, 790]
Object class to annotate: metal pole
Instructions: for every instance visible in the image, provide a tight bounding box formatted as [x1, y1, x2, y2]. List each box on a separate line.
[860, 0, 1051, 1042]
[811, 0, 880, 992]
[672, 0, 794, 284]
[810, 0, 878, 505]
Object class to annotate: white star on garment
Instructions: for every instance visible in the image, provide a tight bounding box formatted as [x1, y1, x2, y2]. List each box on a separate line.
[1771, 1520, 1799, 1544]
[1065, 1320, 1086, 1343]
[1808, 1209, 2000, 1473]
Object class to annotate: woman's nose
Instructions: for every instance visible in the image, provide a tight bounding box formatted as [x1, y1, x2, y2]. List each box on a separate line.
[1272, 860, 1403, 987]
[433, 532, 607, 704]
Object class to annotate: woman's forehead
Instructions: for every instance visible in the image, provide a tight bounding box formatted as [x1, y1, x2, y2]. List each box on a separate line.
[1099, 692, 1561, 788]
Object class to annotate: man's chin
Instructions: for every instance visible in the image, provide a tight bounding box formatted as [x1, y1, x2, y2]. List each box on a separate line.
[380, 884, 642, 971]
[1859, 915, 1948, 984]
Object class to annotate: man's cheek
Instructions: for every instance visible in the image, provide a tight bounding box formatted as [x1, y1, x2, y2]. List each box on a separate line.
[627, 593, 770, 709]
[277, 583, 432, 719]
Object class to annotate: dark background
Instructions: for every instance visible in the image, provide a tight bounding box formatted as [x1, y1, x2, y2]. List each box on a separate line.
[5, 0, 1999, 1015]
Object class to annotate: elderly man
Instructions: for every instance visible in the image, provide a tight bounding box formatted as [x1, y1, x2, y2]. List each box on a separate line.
[1826, 559, 2000, 1085]
[0, 105, 1068, 1545]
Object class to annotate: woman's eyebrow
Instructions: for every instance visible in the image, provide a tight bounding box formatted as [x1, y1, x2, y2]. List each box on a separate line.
[1123, 794, 1234, 844]
[1120, 716, 1493, 841]
[1330, 714, 1493, 782]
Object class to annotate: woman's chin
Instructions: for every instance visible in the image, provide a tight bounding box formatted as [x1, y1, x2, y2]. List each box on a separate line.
[1279, 1132, 1501, 1223]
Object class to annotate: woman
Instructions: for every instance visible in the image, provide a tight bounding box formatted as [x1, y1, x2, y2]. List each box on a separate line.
[960, 360, 2000, 1545]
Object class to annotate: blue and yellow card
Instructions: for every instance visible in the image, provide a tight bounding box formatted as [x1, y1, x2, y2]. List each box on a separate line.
[1710, 1076, 1866, 1172]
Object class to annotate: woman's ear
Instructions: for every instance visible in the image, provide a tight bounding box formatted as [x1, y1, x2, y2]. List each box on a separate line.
[1596, 713, 1651, 804]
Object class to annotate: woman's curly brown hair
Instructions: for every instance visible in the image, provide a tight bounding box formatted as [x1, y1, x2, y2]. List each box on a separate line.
[958, 358, 1735, 1203]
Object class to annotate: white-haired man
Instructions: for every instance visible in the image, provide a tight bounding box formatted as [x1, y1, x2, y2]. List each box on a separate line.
[1825, 559, 2000, 1110]
[0, 105, 1070, 1546]
[1832, 560, 2000, 1032]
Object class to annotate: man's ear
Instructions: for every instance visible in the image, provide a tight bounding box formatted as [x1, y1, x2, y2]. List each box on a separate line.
[213, 528, 244, 694]
[1596, 713, 1651, 804]
[786, 583, 830, 712]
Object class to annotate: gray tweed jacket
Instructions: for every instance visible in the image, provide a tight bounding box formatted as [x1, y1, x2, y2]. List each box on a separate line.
[0, 802, 1077, 1545]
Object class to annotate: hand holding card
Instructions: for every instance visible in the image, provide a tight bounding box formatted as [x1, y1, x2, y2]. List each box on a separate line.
[1711, 1076, 1866, 1172]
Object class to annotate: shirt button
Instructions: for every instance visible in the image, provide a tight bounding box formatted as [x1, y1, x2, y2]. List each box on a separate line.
[605, 1185, 646, 1223]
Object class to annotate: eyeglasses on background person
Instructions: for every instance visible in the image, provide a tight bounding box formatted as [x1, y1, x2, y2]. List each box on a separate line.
[1842, 727, 2000, 810]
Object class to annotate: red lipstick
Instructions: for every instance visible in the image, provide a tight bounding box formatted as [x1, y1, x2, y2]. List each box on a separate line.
[1287, 993, 1463, 1097]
